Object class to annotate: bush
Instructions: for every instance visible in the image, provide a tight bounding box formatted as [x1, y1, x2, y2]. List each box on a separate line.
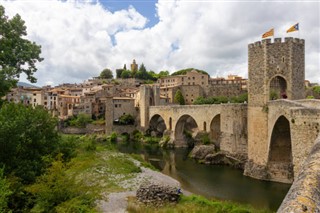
[0, 103, 59, 183]
[132, 130, 144, 141]
[117, 114, 135, 125]
[27, 159, 94, 212]
[109, 132, 118, 143]
[0, 168, 12, 213]
[69, 113, 93, 128]
[201, 134, 210, 145]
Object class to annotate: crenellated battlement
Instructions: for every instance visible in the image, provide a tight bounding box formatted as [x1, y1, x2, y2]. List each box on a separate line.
[248, 37, 305, 48]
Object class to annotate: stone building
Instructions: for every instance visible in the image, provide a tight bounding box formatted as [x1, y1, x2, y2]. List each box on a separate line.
[246, 37, 305, 183]
[157, 70, 247, 104]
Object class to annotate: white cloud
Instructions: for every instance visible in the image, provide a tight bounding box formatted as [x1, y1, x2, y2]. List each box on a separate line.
[1, 0, 319, 85]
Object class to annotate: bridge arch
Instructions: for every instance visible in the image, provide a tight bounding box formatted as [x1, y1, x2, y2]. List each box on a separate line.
[268, 115, 293, 183]
[174, 114, 199, 147]
[210, 114, 221, 147]
[148, 114, 167, 137]
[269, 75, 288, 100]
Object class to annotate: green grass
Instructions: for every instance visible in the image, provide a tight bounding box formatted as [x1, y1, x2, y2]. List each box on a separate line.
[130, 154, 158, 171]
[36, 134, 274, 213]
[127, 195, 274, 213]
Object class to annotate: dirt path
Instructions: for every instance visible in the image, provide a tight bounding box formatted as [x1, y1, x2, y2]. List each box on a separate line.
[96, 166, 181, 213]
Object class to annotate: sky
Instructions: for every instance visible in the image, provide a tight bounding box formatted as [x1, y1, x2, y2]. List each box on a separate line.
[1, 0, 319, 86]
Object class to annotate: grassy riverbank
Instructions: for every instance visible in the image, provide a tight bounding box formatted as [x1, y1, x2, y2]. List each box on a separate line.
[128, 194, 273, 213]
[25, 134, 274, 212]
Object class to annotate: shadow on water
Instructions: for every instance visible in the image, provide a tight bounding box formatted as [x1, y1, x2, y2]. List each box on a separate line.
[117, 141, 291, 211]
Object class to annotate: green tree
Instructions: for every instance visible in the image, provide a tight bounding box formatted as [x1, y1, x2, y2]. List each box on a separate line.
[136, 63, 148, 80]
[116, 69, 123, 79]
[0, 103, 59, 183]
[313, 86, 320, 94]
[171, 68, 208, 76]
[27, 158, 93, 212]
[99, 68, 113, 79]
[158, 70, 169, 78]
[0, 168, 12, 213]
[69, 113, 92, 127]
[118, 114, 135, 125]
[121, 70, 132, 79]
[174, 89, 185, 105]
[0, 5, 43, 98]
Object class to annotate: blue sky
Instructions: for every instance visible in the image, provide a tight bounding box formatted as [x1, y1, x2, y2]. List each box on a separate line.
[101, 0, 159, 28]
[1, 0, 319, 86]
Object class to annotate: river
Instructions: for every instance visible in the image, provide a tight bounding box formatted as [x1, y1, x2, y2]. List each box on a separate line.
[117, 142, 291, 211]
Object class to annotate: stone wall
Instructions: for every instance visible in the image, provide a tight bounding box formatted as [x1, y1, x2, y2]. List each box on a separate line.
[277, 136, 320, 213]
[204, 83, 244, 98]
[245, 99, 320, 183]
[149, 104, 247, 155]
[220, 104, 248, 156]
[60, 123, 105, 134]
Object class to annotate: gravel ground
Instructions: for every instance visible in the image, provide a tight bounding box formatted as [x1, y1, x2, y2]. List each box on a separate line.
[96, 163, 181, 213]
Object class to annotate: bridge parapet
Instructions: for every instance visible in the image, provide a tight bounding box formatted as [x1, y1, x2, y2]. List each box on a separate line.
[278, 136, 320, 213]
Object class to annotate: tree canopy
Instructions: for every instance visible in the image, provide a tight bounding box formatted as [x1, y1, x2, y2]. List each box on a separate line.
[0, 5, 43, 98]
[171, 68, 209, 76]
[99, 68, 113, 79]
[0, 103, 59, 183]
[174, 89, 185, 105]
[193, 93, 248, 105]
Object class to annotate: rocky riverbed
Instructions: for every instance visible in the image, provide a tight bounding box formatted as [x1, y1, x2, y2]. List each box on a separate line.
[96, 158, 181, 213]
[189, 144, 247, 169]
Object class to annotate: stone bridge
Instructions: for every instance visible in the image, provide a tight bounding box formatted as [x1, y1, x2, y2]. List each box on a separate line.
[147, 99, 320, 184]
[246, 99, 320, 183]
[148, 103, 248, 155]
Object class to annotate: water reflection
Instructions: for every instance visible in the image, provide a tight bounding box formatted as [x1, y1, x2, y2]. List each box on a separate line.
[117, 143, 290, 211]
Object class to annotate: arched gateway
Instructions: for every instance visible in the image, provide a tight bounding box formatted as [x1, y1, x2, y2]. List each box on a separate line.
[267, 116, 293, 183]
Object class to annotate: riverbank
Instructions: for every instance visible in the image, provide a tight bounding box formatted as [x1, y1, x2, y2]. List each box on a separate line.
[64, 134, 275, 212]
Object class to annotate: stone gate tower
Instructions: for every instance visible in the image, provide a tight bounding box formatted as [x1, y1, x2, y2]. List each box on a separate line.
[245, 37, 305, 180]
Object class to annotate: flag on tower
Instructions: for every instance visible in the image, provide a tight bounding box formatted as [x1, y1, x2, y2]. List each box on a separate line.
[287, 23, 299, 33]
[262, 28, 274, 38]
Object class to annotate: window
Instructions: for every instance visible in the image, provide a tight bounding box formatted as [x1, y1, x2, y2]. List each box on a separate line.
[34, 99, 36, 102]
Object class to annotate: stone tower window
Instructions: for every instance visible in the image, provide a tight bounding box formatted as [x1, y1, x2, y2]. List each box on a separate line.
[269, 76, 287, 100]
[282, 56, 285, 63]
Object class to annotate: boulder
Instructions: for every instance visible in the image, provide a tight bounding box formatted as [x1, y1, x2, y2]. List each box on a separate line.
[136, 184, 181, 206]
[189, 145, 216, 160]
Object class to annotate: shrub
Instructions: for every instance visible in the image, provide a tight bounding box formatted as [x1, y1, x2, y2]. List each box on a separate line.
[116, 114, 135, 125]
[69, 113, 93, 128]
[201, 134, 210, 145]
[0, 168, 12, 213]
[27, 159, 94, 212]
[109, 132, 118, 143]
[0, 103, 59, 183]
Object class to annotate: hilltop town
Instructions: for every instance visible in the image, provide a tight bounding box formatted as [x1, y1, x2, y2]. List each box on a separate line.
[5, 60, 250, 122]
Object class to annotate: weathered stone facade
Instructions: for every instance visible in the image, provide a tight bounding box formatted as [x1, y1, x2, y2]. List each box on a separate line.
[278, 136, 320, 213]
[244, 38, 319, 183]
[148, 104, 248, 156]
